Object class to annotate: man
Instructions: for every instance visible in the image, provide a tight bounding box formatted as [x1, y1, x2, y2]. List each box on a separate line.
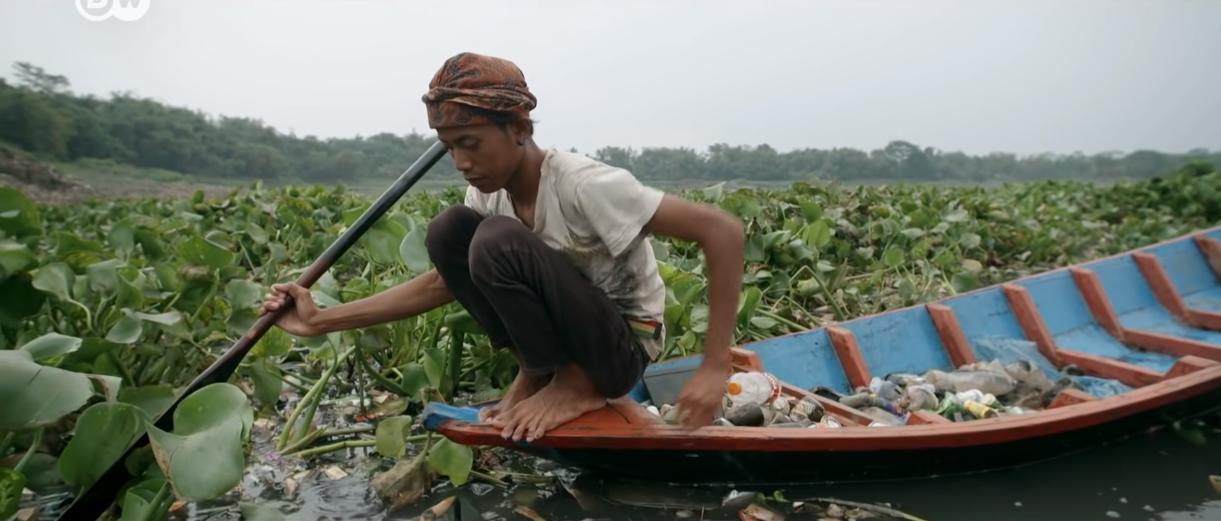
[260, 52, 744, 443]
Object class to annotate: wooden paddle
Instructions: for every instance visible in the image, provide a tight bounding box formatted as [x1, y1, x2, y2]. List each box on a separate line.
[57, 140, 449, 521]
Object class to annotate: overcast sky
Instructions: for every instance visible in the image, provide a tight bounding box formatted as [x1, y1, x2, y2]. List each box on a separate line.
[1, 0, 1218, 157]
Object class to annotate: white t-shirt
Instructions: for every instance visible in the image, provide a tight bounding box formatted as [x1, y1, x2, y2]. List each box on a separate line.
[463, 147, 667, 361]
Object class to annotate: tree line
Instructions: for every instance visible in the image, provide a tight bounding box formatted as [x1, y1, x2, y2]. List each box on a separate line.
[2, 61, 1216, 185]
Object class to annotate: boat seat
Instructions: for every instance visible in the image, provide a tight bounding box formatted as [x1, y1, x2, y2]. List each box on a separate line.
[1080, 252, 1221, 363]
[1016, 270, 1179, 374]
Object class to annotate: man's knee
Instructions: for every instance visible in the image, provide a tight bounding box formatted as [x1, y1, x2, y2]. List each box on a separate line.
[468, 216, 533, 276]
[425, 205, 483, 262]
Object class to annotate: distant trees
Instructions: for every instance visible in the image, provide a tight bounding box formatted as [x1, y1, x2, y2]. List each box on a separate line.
[1, 62, 1216, 185]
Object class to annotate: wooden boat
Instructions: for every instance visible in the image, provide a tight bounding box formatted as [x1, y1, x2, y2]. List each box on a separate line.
[422, 226, 1221, 485]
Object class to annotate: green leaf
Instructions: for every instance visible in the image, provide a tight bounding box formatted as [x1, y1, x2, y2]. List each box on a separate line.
[32, 262, 77, 303]
[802, 220, 832, 249]
[133, 229, 167, 261]
[749, 316, 779, 330]
[250, 326, 291, 358]
[58, 401, 147, 491]
[125, 309, 191, 340]
[249, 358, 282, 407]
[19, 332, 83, 361]
[119, 385, 177, 420]
[0, 351, 96, 430]
[951, 271, 980, 293]
[426, 437, 473, 485]
[399, 363, 429, 399]
[145, 383, 252, 502]
[107, 221, 136, 254]
[243, 222, 269, 245]
[944, 208, 969, 223]
[106, 314, 144, 344]
[175, 234, 235, 270]
[422, 348, 446, 389]
[736, 286, 762, 329]
[117, 477, 166, 521]
[225, 279, 263, 311]
[799, 200, 823, 223]
[0, 187, 42, 239]
[0, 467, 26, 520]
[54, 232, 109, 270]
[362, 219, 408, 266]
[0, 240, 36, 277]
[374, 415, 414, 458]
[399, 223, 430, 274]
[86, 258, 124, 294]
[882, 248, 905, 268]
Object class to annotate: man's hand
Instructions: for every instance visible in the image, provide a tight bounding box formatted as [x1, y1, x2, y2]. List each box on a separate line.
[673, 360, 732, 428]
[259, 283, 324, 337]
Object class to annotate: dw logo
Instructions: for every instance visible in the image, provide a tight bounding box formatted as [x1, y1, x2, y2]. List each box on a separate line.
[75, 0, 151, 22]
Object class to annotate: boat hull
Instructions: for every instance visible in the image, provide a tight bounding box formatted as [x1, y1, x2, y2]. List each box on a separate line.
[498, 390, 1221, 485]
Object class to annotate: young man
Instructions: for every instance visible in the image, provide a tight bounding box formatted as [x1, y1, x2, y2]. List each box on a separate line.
[260, 52, 745, 443]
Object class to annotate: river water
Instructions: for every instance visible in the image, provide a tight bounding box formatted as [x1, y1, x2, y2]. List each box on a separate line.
[178, 410, 1221, 521]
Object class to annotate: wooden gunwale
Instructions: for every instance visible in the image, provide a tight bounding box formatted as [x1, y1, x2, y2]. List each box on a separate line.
[430, 226, 1221, 451]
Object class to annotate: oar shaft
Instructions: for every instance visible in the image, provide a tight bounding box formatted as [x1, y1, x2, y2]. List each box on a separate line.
[188, 140, 448, 392]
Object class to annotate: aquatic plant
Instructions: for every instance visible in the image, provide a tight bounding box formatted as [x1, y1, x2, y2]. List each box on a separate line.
[0, 161, 1217, 519]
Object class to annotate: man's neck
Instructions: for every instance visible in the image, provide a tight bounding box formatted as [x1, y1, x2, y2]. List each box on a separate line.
[504, 143, 545, 206]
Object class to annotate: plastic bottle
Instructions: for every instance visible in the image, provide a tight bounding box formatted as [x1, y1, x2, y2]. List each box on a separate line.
[902, 383, 938, 411]
[923, 368, 1016, 396]
[725, 371, 781, 407]
[868, 376, 903, 402]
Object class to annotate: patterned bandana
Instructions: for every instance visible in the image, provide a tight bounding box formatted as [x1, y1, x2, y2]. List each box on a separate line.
[421, 52, 538, 128]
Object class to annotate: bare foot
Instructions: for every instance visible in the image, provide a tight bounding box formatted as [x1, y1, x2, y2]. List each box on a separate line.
[478, 371, 548, 423]
[490, 365, 608, 442]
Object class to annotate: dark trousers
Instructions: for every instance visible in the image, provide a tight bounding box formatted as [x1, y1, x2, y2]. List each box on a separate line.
[424, 205, 648, 398]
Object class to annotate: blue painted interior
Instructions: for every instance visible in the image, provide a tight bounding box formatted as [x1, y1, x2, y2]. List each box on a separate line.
[942, 288, 1032, 362]
[1017, 270, 1178, 373]
[1089, 255, 1221, 351]
[840, 307, 952, 382]
[745, 328, 850, 393]
[626, 355, 702, 403]
[1145, 238, 1221, 312]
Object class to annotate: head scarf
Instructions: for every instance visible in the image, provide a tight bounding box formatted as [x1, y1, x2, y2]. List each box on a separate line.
[421, 52, 538, 128]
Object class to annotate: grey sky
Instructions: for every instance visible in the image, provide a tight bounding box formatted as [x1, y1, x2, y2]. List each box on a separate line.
[1, 0, 1218, 157]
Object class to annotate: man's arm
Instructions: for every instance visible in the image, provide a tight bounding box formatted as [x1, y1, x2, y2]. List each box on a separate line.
[313, 268, 455, 333]
[643, 194, 745, 367]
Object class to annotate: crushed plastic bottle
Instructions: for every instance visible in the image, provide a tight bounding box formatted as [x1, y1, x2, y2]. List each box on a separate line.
[725, 371, 782, 407]
[901, 383, 939, 411]
[923, 367, 1016, 396]
[868, 376, 903, 402]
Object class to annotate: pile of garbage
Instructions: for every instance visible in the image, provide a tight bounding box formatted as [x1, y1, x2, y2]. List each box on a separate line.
[646, 354, 1111, 428]
[833, 358, 1070, 426]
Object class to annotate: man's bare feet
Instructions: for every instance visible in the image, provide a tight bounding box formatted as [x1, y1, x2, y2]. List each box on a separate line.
[490, 364, 608, 442]
[478, 370, 548, 423]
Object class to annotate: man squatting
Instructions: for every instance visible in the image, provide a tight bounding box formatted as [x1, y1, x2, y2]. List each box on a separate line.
[261, 52, 746, 443]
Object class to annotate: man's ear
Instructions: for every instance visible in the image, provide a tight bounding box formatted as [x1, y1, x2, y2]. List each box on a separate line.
[512, 117, 533, 141]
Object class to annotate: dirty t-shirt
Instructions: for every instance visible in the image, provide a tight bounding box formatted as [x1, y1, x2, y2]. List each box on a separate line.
[462, 147, 667, 361]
